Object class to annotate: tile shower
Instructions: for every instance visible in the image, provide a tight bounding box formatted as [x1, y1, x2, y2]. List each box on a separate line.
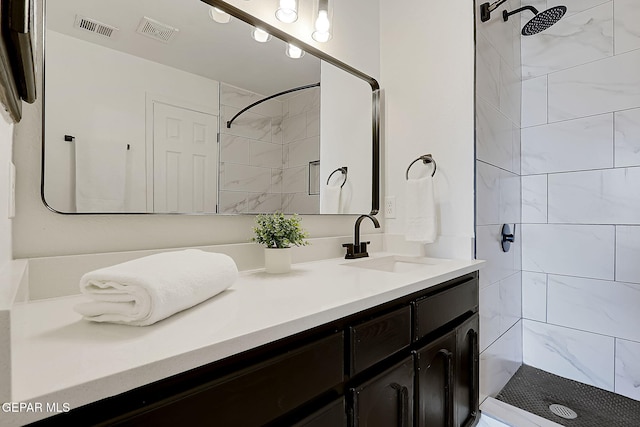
[218, 83, 320, 214]
[476, 0, 640, 409]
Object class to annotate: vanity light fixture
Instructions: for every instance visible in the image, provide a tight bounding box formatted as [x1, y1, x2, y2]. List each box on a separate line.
[312, 0, 332, 42]
[276, 0, 298, 23]
[285, 43, 305, 59]
[251, 27, 272, 43]
[209, 7, 231, 24]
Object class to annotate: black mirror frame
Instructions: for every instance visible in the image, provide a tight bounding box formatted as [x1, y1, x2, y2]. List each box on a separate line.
[201, 0, 379, 216]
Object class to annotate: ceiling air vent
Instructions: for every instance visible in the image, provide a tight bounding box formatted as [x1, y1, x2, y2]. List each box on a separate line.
[136, 17, 179, 43]
[74, 15, 119, 38]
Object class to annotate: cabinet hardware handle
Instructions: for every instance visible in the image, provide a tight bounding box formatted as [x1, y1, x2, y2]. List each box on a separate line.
[461, 329, 480, 427]
[437, 349, 455, 427]
[391, 383, 409, 427]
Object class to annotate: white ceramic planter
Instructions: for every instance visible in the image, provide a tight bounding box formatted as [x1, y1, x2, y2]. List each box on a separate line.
[264, 247, 292, 274]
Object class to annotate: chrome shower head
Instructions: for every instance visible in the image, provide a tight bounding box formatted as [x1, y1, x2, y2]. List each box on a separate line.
[520, 6, 567, 35]
[503, 5, 567, 36]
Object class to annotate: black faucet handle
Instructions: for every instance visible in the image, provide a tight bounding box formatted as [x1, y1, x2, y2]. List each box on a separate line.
[360, 241, 371, 253]
[342, 243, 355, 259]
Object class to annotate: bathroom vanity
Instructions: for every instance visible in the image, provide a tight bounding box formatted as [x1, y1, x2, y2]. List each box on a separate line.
[11, 255, 482, 427]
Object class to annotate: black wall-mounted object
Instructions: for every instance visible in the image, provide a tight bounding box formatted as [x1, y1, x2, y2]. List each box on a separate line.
[0, 0, 36, 122]
[501, 224, 516, 253]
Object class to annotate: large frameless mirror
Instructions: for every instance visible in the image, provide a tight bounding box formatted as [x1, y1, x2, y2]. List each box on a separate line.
[42, 0, 379, 215]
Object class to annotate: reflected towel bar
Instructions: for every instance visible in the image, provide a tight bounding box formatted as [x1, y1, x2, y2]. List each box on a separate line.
[406, 154, 436, 180]
[327, 166, 348, 188]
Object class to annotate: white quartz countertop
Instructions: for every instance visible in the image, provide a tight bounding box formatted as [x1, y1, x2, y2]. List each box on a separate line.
[9, 254, 483, 424]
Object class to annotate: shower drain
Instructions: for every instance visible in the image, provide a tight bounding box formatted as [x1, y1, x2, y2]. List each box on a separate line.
[549, 403, 578, 419]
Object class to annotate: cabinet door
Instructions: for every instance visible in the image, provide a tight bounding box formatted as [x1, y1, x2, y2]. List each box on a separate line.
[415, 331, 456, 427]
[350, 356, 414, 427]
[292, 398, 346, 427]
[455, 314, 479, 427]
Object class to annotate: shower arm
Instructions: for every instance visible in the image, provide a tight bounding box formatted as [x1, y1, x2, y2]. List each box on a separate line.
[503, 5, 540, 21]
[226, 82, 320, 128]
[480, 0, 508, 21]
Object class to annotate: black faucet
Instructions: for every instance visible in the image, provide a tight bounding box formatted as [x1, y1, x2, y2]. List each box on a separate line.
[343, 214, 380, 259]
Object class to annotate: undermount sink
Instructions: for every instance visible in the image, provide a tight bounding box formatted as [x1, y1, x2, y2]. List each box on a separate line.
[343, 255, 451, 273]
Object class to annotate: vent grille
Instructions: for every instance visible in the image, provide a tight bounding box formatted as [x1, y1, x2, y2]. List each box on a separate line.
[74, 15, 118, 38]
[136, 17, 179, 43]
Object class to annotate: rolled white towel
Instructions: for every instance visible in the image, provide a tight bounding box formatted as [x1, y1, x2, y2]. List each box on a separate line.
[74, 249, 238, 326]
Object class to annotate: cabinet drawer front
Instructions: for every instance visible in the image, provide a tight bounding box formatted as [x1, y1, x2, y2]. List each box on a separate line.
[119, 332, 344, 427]
[414, 276, 478, 340]
[349, 305, 412, 375]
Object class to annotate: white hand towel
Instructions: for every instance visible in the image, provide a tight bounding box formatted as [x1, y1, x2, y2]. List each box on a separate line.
[74, 249, 238, 326]
[323, 184, 342, 214]
[405, 175, 437, 243]
[75, 138, 127, 212]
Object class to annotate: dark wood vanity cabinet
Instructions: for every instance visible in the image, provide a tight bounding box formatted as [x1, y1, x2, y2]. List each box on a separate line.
[31, 272, 479, 427]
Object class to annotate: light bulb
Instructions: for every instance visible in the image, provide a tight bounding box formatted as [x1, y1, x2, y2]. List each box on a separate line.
[286, 44, 304, 59]
[312, 0, 332, 42]
[209, 7, 231, 24]
[312, 30, 331, 42]
[251, 28, 272, 43]
[315, 10, 331, 32]
[276, 0, 298, 23]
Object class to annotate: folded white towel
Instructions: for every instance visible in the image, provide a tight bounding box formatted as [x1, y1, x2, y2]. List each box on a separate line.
[322, 184, 342, 213]
[74, 249, 238, 326]
[405, 175, 437, 243]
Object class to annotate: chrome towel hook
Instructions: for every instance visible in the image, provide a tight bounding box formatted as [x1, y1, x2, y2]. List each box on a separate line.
[406, 154, 436, 180]
[327, 166, 348, 188]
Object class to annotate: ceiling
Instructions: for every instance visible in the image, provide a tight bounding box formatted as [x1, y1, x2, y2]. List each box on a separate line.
[45, 0, 321, 95]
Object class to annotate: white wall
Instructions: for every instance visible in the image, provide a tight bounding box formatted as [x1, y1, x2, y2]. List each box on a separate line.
[380, 0, 475, 258]
[12, 0, 380, 258]
[45, 31, 220, 213]
[0, 116, 12, 266]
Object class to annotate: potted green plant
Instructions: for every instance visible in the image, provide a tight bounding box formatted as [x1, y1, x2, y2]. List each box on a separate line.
[252, 213, 309, 273]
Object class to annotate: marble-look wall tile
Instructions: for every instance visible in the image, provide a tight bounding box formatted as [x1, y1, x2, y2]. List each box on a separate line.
[500, 170, 521, 225]
[271, 169, 283, 194]
[614, 0, 640, 55]
[522, 2, 613, 79]
[616, 226, 640, 284]
[548, 49, 640, 122]
[286, 136, 320, 168]
[286, 87, 320, 118]
[615, 338, 640, 401]
[521, 175, 547, 223]
[500, 272, 522, 334]
[523, 319, 615, 390]
[480, 321, 523, 401]
[480, 282, 502, 351]
[250, 142, 282, 168]
[521, 114, 614, 174]
[500, 59, 522, 126]
[220, 134, 250, 164]
[522, 224, 615, 280]
[218, 191, 247, 214]
[548, 0, 611, 16]
[221, 105, 272, 142]
[476, 161, 501, 226]
[477, 99, 515, 172]
[282, 193, 320, 214]
[307, 108, 320, 137]
[547, 274, 640, 342]
[522, 76, 547, 128]
[512, 126, 521, 175]
[615, 108, 640, 168]
[222, 163, 273, 193]
[282, 166, 307, 193]
[547, 167, 640, 224]
[476, 225, 518, 288]
[247, 193, 282, 213]
[522, 271, 547, 322]
[477, 32, 501, 107]
[283, 113, 307, 144]
[475, 0, 518, 70]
